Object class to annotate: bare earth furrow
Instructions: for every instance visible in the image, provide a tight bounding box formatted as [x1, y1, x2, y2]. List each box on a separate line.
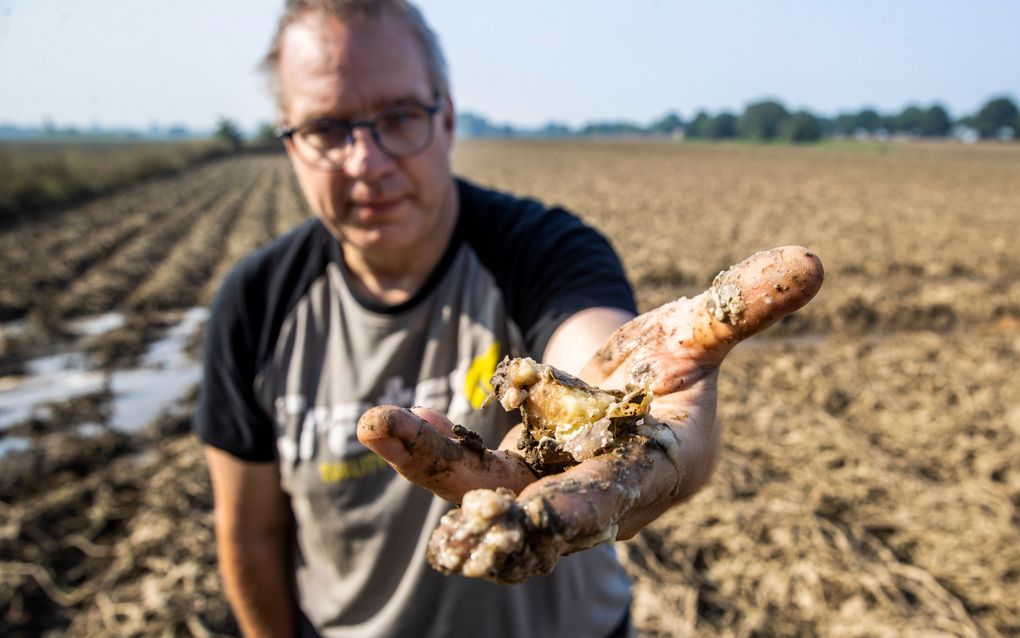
[123, 163, 267, 312]
[0, 160, 233, 274]
[0, 162, 238, 321]
[41, 161, 233, 257]
[57, 183, 239, 317]
[200, 158, 280, 305]
[272, 164, 310, 235]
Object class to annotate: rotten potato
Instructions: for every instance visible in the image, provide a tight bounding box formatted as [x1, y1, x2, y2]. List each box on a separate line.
[489, 356, 653, 475]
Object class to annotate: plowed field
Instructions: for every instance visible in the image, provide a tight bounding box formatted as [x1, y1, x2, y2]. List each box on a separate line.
[1, 141, 1019, 636]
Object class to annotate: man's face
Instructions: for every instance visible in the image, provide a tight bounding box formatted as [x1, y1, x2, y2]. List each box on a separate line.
[278, 12, 456, 254]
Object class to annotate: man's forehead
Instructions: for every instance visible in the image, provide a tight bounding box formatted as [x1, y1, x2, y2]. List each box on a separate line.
[280, 12, 356, 72]
[278, 11, 431, 114]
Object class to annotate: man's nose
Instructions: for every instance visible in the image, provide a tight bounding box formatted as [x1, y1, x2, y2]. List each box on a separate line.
[342, 127, 395, 179]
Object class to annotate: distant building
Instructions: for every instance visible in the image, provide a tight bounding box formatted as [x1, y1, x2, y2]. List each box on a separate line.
[951, 125, 980, 144]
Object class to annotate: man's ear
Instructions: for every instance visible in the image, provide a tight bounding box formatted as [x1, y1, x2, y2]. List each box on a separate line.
[281, 135, 298, 162]
[278, 111, 297, 161]
[442, 93, 456, 136]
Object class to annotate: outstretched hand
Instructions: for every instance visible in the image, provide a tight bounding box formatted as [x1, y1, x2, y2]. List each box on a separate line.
[358, 246, 823, 582]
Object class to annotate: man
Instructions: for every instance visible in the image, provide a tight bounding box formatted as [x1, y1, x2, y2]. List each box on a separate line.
[195, 1, 822, 636]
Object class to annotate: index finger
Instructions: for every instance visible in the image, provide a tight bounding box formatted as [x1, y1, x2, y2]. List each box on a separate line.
[692, 245, 823, 350]
[357, 406, 536, 503]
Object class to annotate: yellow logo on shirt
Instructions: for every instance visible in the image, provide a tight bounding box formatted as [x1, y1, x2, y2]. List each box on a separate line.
[463, 342, 500, 410]
[319, 454, 389, 483]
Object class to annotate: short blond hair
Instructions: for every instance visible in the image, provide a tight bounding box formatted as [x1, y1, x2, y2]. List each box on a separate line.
[260, 0, 449, 112]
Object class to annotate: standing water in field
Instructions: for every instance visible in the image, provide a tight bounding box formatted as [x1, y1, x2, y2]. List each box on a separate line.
[0, 353, 106, 431]
[0, 308, 208, 436]
[107, 307, 207, 433]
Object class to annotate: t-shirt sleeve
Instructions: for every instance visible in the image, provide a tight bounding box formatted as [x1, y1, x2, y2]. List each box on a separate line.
[517, 206, 636, 357]
[460, 180, 637, 359]
[193, 266, 277, 462]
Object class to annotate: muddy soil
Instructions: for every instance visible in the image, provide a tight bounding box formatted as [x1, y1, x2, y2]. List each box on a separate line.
[2, 142, 1019, 636]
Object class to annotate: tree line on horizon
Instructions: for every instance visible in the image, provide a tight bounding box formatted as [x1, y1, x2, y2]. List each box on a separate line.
[457, 95, 1020, 143]
[4, 95, 1017, 147]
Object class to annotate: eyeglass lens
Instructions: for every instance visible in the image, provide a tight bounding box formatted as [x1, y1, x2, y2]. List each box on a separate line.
[294, 104, 435, 168]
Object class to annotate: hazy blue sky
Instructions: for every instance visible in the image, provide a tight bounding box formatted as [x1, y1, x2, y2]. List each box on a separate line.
[1, 0, 1017, 131]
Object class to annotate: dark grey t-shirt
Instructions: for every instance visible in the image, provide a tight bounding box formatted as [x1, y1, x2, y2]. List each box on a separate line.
[196, 178, 638, 637]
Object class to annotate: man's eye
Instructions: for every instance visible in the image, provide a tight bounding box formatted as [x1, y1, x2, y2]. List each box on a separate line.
[301, 122, 349, 147]
[378, 108, 425, 132]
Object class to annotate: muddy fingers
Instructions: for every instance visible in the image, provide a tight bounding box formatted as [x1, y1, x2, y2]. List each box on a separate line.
[427, 488, 561, 583]
[585, 245, 823, 391]
[356, 406, 537, 503]
[426, 431, 674, 584]
[693, 246, 824, 350]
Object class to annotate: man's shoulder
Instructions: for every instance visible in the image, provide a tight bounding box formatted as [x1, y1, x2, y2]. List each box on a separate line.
[452, 177, 635, 357]
[455, 177, 600, 261]
[226, 218, 327, 289]
[211, 218, 331, 327]
[457, 177, 566, 228]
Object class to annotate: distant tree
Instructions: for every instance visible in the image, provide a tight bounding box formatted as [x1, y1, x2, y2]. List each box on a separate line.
[536, 121, 573, 137]
[253, 122, 281, 146]
[814, 115, 836, 137]
[456, 112, 488, 138]
[214, 118, 244, 150]
[832, 113, 857, 136]
[852, 109, 883, 134]
[649, 112, 684, 136]
[685, 111, 712, 139]
[918, 104, 951, 137]
[893, 105, 924, 135]
[707, 112, 738, 139]
[580, 121, 644, 137]
[738, 100, 789, 141]
[971, 96, 1019, 138]
[781, 111, 822, 143]
[456, 112, 517, 138]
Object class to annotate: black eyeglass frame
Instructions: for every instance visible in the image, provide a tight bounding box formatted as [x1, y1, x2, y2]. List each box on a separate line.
[277, 97, 444, 170]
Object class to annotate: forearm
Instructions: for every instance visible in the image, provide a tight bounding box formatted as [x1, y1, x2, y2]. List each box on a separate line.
[216, 528, 296, 638]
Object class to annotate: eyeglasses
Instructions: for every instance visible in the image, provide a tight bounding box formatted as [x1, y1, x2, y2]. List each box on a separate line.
[278, 99, 443, 171]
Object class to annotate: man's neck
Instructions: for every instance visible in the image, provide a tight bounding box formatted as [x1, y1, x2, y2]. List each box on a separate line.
[342, 186, 459, 307]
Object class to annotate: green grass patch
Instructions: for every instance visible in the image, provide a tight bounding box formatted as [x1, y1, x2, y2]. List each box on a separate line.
[0, 139, 233, 222]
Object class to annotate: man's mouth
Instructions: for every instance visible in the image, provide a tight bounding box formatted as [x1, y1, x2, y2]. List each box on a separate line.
[355, 195, 406, 214]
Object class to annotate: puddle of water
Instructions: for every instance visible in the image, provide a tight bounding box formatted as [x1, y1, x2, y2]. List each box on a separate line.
[0, 354, 106, 431]
[0, 436, 31, 459]
[108, 307, 208, 433]
[0, 308, 209, 434]
[75, 422, 106, 438]
[0, 319, 27, 340]
[70, 312, 126, 337]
